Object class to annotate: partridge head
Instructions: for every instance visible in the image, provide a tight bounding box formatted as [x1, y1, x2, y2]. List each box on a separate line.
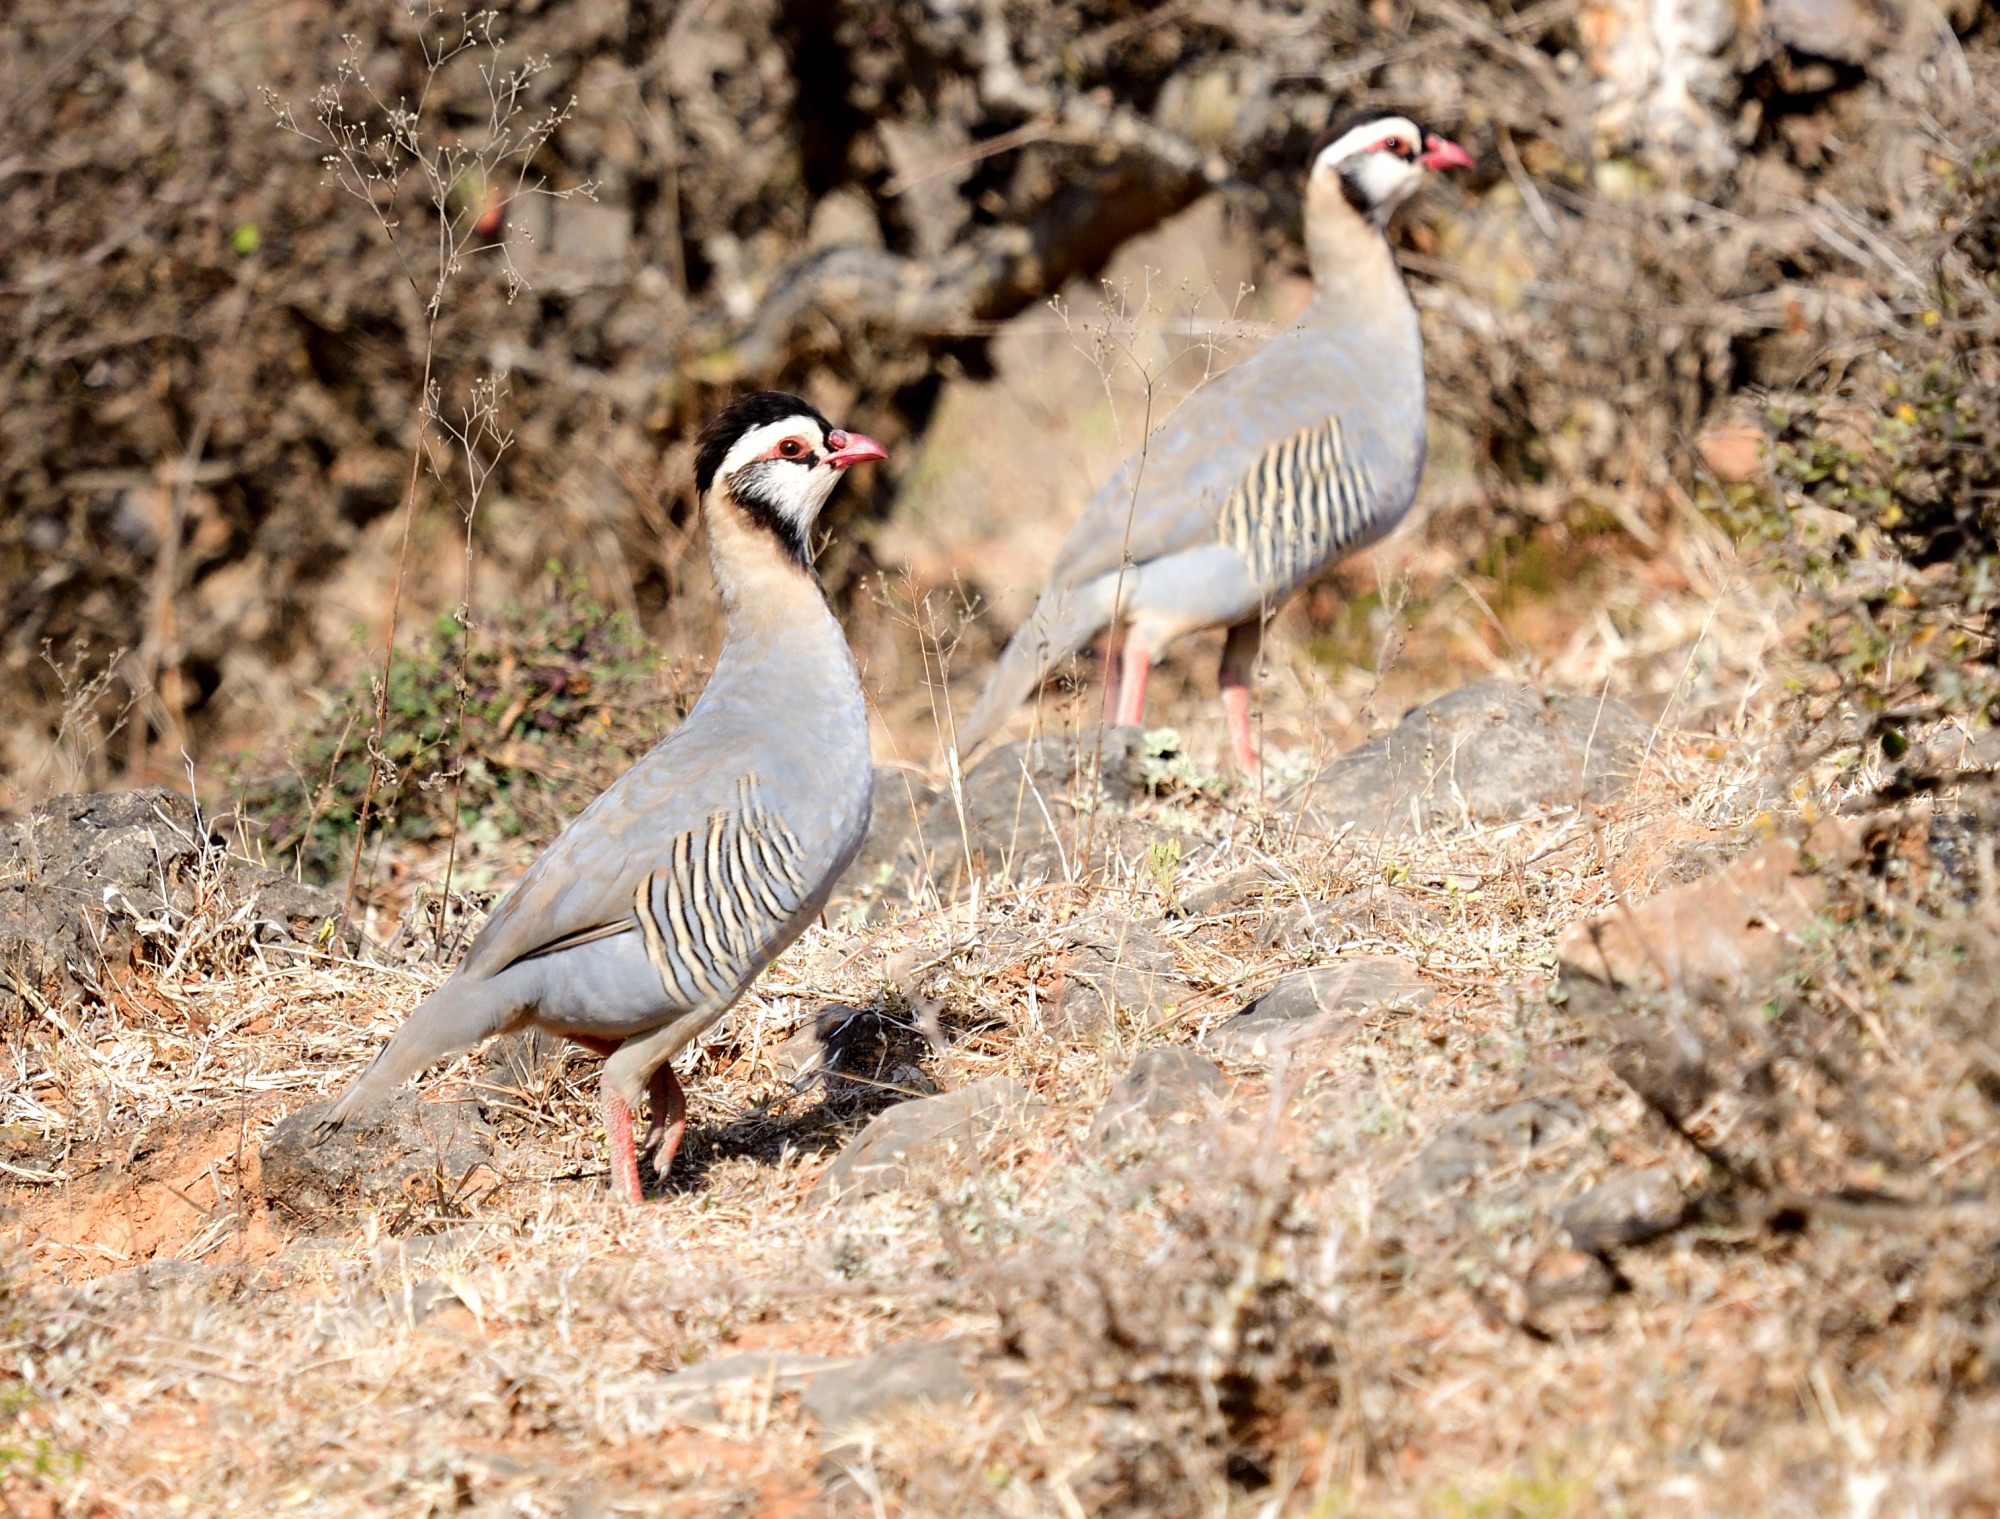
[1309, 110, 1476, 226]
[695, 393, 889, 568]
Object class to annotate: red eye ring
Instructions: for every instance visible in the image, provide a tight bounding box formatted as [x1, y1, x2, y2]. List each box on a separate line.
[778, 438, 806, 458]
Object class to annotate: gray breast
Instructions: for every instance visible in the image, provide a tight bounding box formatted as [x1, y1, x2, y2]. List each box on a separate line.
[1215, 414, 1381, 595]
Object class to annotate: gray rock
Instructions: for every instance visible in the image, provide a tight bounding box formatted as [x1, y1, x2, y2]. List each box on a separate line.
[553, 200, 632, 276]
[768, 1005, 941, 1140]
[617, 1351, 852, 1432]
[1256, 899, 1358, 954]
[1416, 1097, 1593, 1196]
[808, 188, 885, 252]
[514, 197, 633, 291]
[811, 1076, 1038, 1205]
[86, 1260, 212, 1297]
[267, 1222, 504, 1288]
[1206, 956, 1430, 1057]
[772, 1012, 839, 1084]
[1559, 1166, 1689, 1253]
[1383, 1094, 1688, 1330]
[401, 1276, 468, 1326]
[1050, 916, 1192, 1035]
[260, 1090, 498, 1222]
[0, 788, 351, 1027]
[307, 1305, 383, 1349]
[800, 1340, 974, 1433]
[829, 767, 939, 916]
[1088, 1047, 1224, 1152]
[1526, 1246, 1622, 1307]
[369, 1223, 497, 1274]
[771, 1003, 933, 1096]
[1288, 681, 1652, 836]
[880, 118, 973, 257]
[1172, 865, 1279, 919]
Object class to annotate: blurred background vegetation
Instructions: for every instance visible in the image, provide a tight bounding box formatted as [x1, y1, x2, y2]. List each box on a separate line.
[3, 0, 1996, 892]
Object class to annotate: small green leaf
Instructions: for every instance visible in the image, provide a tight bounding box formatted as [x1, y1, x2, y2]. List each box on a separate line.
[1146, 838, 1182, 912]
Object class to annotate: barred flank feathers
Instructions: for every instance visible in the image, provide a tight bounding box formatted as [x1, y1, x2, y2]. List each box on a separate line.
[633, 775, 809, 1008]
[1218, 415, 1378, 592]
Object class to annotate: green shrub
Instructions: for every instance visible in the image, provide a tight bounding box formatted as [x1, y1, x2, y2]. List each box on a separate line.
[240, 568, 680, 882]
[1747, 136, 2000, 769]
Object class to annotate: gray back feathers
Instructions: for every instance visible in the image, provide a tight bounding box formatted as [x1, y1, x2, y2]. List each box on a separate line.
[459, 608, 869, 990]
[1045, 295, 1424, 597]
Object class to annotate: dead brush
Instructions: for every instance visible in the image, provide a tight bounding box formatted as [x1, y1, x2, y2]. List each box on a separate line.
[262, 3, 594, 917]
[868, 1117, 1391, 1516]
[4, 642, 139, 813]
[1562, 798, 2000, 1452]
[97, 826, 296, 990]
[1597, 807, 2000, 1220]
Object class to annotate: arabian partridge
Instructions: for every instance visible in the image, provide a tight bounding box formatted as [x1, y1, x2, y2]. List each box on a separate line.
[958, 111, 1473, 775]
[324, 391, 885, 1202]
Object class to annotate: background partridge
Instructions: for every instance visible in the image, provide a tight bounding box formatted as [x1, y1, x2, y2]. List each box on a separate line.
[957, 110, 1473, 775]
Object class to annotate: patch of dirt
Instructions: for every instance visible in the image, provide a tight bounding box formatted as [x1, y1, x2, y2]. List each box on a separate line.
[9, 1106, 293, 1282]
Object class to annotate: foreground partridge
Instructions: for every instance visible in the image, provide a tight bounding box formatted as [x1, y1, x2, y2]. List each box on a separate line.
[957, 111, 1472, 775]
[324, 392, 884, 1201]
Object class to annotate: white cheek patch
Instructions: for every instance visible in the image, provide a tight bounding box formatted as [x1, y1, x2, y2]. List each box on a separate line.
[1345, 152, 1422, 210]
[716, 417, 823, 478]
[730, 460, 836, 530]
[1312, 115, 1421, 177]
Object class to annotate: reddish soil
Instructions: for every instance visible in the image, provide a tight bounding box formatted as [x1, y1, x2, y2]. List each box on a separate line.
[7, 1106, 295, 1284]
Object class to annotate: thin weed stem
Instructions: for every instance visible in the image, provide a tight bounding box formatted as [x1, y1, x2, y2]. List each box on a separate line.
[264, 5, 590, 925]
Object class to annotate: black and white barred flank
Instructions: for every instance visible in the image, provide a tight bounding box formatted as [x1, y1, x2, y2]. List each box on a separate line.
[631, 775, 810, 1009]
[1217, 415, 1379, 594]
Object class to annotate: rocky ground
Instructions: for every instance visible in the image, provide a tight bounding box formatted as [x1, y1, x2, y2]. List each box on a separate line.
[2, 632, 1996, 1516]
[5, 0, 1996, 1507]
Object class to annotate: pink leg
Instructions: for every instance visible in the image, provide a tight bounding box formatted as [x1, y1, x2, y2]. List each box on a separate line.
[1219, 621, 1264, 780]
[602, 1076, 644, 1203]
[1221, 671, 1259, 779]
[1115, 642, 1151, 728]
[573, 1034, 648, 1201]
[646, 1061, 689, 1180]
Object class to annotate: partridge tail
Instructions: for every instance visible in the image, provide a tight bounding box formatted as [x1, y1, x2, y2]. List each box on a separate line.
[956, 577, 1121, 755]
[321, 976, 512, 1130]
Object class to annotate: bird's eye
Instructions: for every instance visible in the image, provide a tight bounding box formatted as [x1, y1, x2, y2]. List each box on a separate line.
[778, 438, 807, 458]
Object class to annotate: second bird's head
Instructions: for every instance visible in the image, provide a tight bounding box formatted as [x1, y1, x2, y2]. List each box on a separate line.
[694, 391, 889, 569]
[1308, 109, 1473, 226]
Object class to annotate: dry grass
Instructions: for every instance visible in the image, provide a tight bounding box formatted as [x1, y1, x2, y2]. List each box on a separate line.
[5, 4, 1995, 1508]
[0, 166, 1987, 1519]
[11, 533, 1987, 1515]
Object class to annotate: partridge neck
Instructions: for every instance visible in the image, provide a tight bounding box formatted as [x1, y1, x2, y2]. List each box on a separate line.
[1302, 186, 1412, 328]
[703, 487, 845, 658]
